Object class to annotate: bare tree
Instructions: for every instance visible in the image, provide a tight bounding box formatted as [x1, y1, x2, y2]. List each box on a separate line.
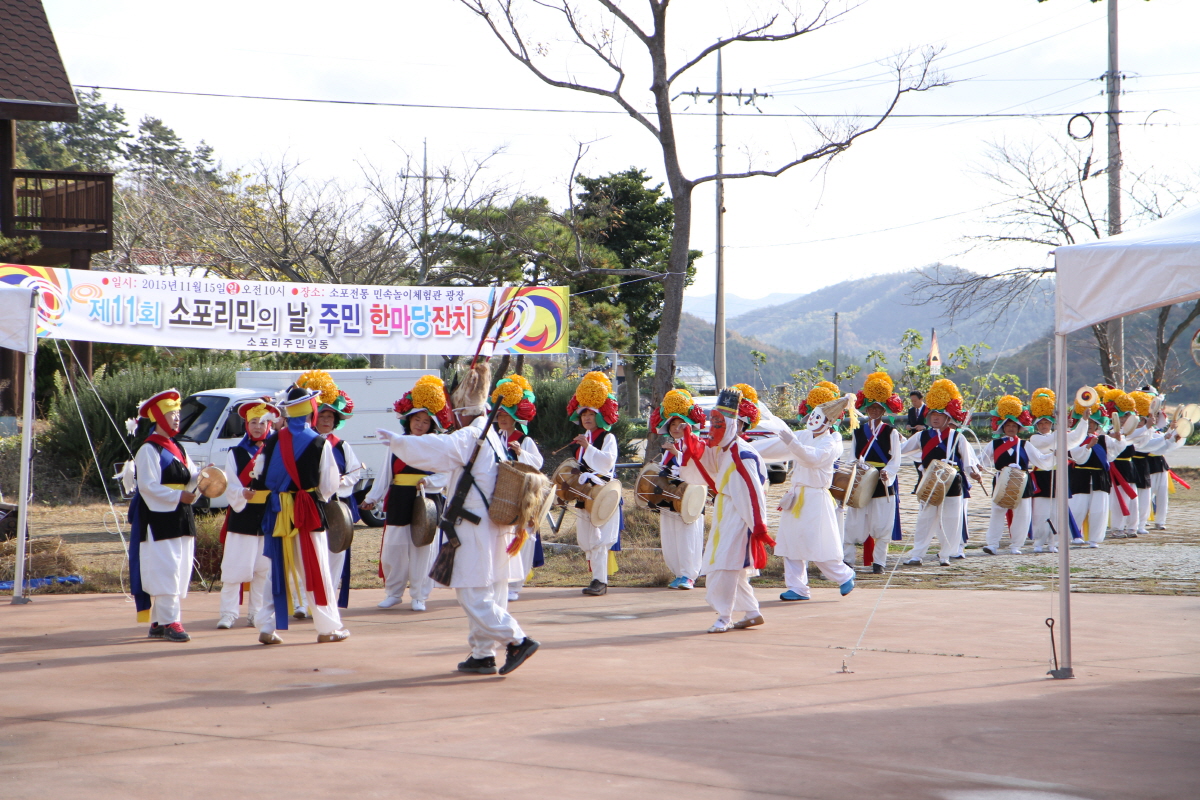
[457, 0, 945, 432]
[916, 137, 1197, 387]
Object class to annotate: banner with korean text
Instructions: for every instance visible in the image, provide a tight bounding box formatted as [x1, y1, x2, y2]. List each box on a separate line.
[0, 266, 569, 356]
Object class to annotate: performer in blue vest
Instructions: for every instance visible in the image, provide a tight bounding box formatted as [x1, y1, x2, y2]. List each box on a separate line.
[217, 398, 279, 629]
[843, 372, 904, 574]
[126, 389, 200, 642]
[978, 396, 1053, 555]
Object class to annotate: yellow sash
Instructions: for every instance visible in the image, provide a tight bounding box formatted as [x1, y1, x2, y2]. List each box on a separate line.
[392, 474, 424, 486]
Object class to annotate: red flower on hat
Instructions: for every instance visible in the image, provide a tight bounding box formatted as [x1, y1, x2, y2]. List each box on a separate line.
[600, 397, 619, 426]
[394, 396, 414, 415]
[649, 407, 662, 431]
[990, 417, 1000, 432]
[855, 390, 867, 409]
[886, 394, 904, 414]
[1018, 410, 1033, 427]
[738, 399, 760, 427]
[945, 398, 964, 421]
[436, 405, 455, 431]
[339, 390, 354, 414]
[797, 400, 809, 416]
[516, 399, 537, 422]
[565, 396, 580, 417]
[688, 405, 706, 425]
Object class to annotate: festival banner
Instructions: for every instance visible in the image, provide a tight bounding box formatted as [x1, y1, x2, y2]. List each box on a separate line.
[0, 265, 568, 356]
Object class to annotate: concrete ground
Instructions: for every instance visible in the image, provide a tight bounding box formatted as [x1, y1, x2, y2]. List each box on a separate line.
[2, 586, 1197, 799]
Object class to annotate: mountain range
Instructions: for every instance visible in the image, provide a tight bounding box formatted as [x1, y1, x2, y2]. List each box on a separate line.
[682, 292, 805, 323]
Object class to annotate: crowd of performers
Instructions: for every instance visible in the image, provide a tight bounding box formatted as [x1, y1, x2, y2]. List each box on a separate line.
[121, 364, 1188, 653]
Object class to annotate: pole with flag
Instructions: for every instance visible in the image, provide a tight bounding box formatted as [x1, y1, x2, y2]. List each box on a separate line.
[927, 328, 942, 376]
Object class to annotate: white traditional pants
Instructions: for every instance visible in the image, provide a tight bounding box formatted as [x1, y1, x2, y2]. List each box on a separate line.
[1136, 487, 1153, 534]
[328, 548, 347, 599]
[985, 498, 1032, 552]
[1109, 487, 1138, 534]
[1030, 497, 1057, 549]
[585, 546, 610, 583]
[140, 536, 194, 625]
[911, 496, 962, 562]
[783, 557, 854, 598]
[380, 524, 435, 602]
[256, 531, 344, 636]
[704, 567, 760, 624]
[219, 532, 268, 619]
[1069, 491, 1110, 544]
[843, 495, 893, 567]
[456, 583, 525, 659]
[660, 511, 703, 580]
[576, 506, 618, 584]
[1150, 471, 1170, 527]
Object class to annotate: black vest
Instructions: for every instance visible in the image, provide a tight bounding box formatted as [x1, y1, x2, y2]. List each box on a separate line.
[254, 434, 329, 529]
[919, 429, 963, 498]
[226, 445, 268, 536]
[854, 423, 896, 498]
[141, 441, 197, 541]
[386, 454, 433, 527]
[991, 439, 1033, 500]
[1068, 436, 1112, 494]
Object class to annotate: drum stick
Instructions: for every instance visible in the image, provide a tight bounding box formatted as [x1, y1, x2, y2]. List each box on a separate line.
[551, 440, 578, 455]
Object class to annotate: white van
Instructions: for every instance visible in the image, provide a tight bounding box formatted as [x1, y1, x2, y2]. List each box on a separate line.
[175, 368, 436, 526]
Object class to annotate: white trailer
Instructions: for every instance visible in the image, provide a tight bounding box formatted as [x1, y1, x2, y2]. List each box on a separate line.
[175, 368, 436, 525]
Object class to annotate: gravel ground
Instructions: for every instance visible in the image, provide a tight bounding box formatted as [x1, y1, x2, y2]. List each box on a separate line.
[15, 463, 1200, 596]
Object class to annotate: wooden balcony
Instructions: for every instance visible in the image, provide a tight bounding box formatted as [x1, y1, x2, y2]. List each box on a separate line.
[3, 169, 114, 260]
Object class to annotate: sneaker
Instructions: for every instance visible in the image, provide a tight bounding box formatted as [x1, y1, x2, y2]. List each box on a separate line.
[245, 616, 257, 628]
[839, 577, 855, 596]
[411, 599, 426, 612]
[1110, 531, 1127, 539]
[681, 578, 695, 590]
[1128, 531, 1140, 538]
[779, 590, 809, 601]
[147, 623, 165, 639]
[217, 613, 237, 630]
[940, 559, 951, 566]
[872, 563, 884, 574]
[1153, 523, 1166, 531]
[317, 629, 351, 643]
[982, 546, 997, 555]
[582, 579, 607, 596]
[293, 608, 309, 619]
[499, 637, 540, 675]
[950, 554, 965, 560]
[1086, 542, 1099, 549]
[163, 622, 190, 643]
[258, 631, 283, 645]
[903, 559, 922, 566]
[1009, 547, 1022, 555]
[377, 596, 402, 609]
[733, 615, 764, 629]
[666, 576, 683, 589]
[1033, 546, 1044, 554]
[458, 655, 498, 674]
[1049, 546, 1059, 553]
[707, 620, 734, 633]
[507, 590, 519, 602]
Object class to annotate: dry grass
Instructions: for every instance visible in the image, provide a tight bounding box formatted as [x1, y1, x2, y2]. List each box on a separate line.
[0, 535, 78, 582]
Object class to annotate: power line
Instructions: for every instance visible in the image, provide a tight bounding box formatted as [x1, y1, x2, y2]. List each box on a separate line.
[73, 84, 1122, 120]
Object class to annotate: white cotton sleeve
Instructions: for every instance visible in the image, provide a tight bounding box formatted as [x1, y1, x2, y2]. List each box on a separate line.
[135, 444, 181, 512]
[224, 447, 248, 513]
[317, 440, 340, 502]
[518, 437, 544, 470]
[364, 448, 392, 505]
[899, 432, 922, 457]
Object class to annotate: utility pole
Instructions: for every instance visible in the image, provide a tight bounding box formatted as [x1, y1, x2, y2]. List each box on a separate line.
[1105, 0, 1124, 387]
[397, 139, 453, 370]
[678, 52, 767, 391]
[832, 312, 839, 379]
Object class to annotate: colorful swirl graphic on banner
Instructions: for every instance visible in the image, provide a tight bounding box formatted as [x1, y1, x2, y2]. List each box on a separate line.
[499, 286, 566, 353]
[0, 263, 70, 336]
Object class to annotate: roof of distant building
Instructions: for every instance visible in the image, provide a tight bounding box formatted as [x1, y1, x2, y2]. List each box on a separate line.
[0, 0, 78, 121]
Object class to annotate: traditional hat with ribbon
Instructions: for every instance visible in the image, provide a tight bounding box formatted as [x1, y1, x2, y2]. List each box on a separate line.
[394, 374, 455, 432]
[277, 384, 321, 419]
[237, 396, 280, 424]
[1102, 387, 1137, 418]
[649, 387, 707, 434]
[926, 378, 967, 424]
[1029, 388, 1056, 423]
[566, 370, 619, 431]
[990, 394, 1033, 436]
[137, 389, 183, 434]
[489, 373, 538, 433]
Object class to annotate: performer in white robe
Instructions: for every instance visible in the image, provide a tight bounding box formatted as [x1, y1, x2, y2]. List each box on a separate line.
[377, 360, 539, 676]
[976, 396, 1054, 555]
[126, 389, 200, 642]
[361, 378, 452, 612]
[898, 378, 980, 566]
[487, 374, 545, 601]
[250, 384, 348, 644]
[650, 389, 708, 589]
[1026, 389, 1087, 553]
[842, 373, 905, 573]
[565, 372, 621, 596]
[1066, 393, 1126, 548]
[217, 399, 279, 629]
[1127, 390, 1184, 536]
[754, 390, 858, 601]
[677, 385, 772, 633]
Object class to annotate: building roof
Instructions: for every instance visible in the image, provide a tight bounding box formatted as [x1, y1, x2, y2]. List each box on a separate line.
[0, 0, 78, 121]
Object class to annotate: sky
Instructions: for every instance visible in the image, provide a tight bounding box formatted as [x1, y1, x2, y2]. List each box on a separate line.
[43, 0, 1200, 301]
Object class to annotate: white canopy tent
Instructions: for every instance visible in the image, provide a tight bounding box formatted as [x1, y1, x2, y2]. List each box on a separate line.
[1049, 204, 1200, 677]
[0, 285, 39, 605]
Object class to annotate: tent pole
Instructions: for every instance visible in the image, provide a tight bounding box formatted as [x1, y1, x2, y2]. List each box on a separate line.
[1050, 331, 1073, 678]
[11, 288, 38, 606]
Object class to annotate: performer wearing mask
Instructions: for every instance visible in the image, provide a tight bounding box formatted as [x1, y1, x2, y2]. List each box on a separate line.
[677, 386, 772, 633]
[377, 360, 539, 676]
[565, 372, 621, 597]
[754, 386, 857, 602]
[217, 398, 279, 629]
[977, 396, 1054, 555]
[251, 384, 349, 644]
[361, 375, 452, 612]
[653, 389, 708, 590]
[125, 389, 200, 642]
[843, 373, 905, 574]
[487, 374, 544, 602]
[1067, 392, 1126, 548]
[899, 379, 980, 566]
